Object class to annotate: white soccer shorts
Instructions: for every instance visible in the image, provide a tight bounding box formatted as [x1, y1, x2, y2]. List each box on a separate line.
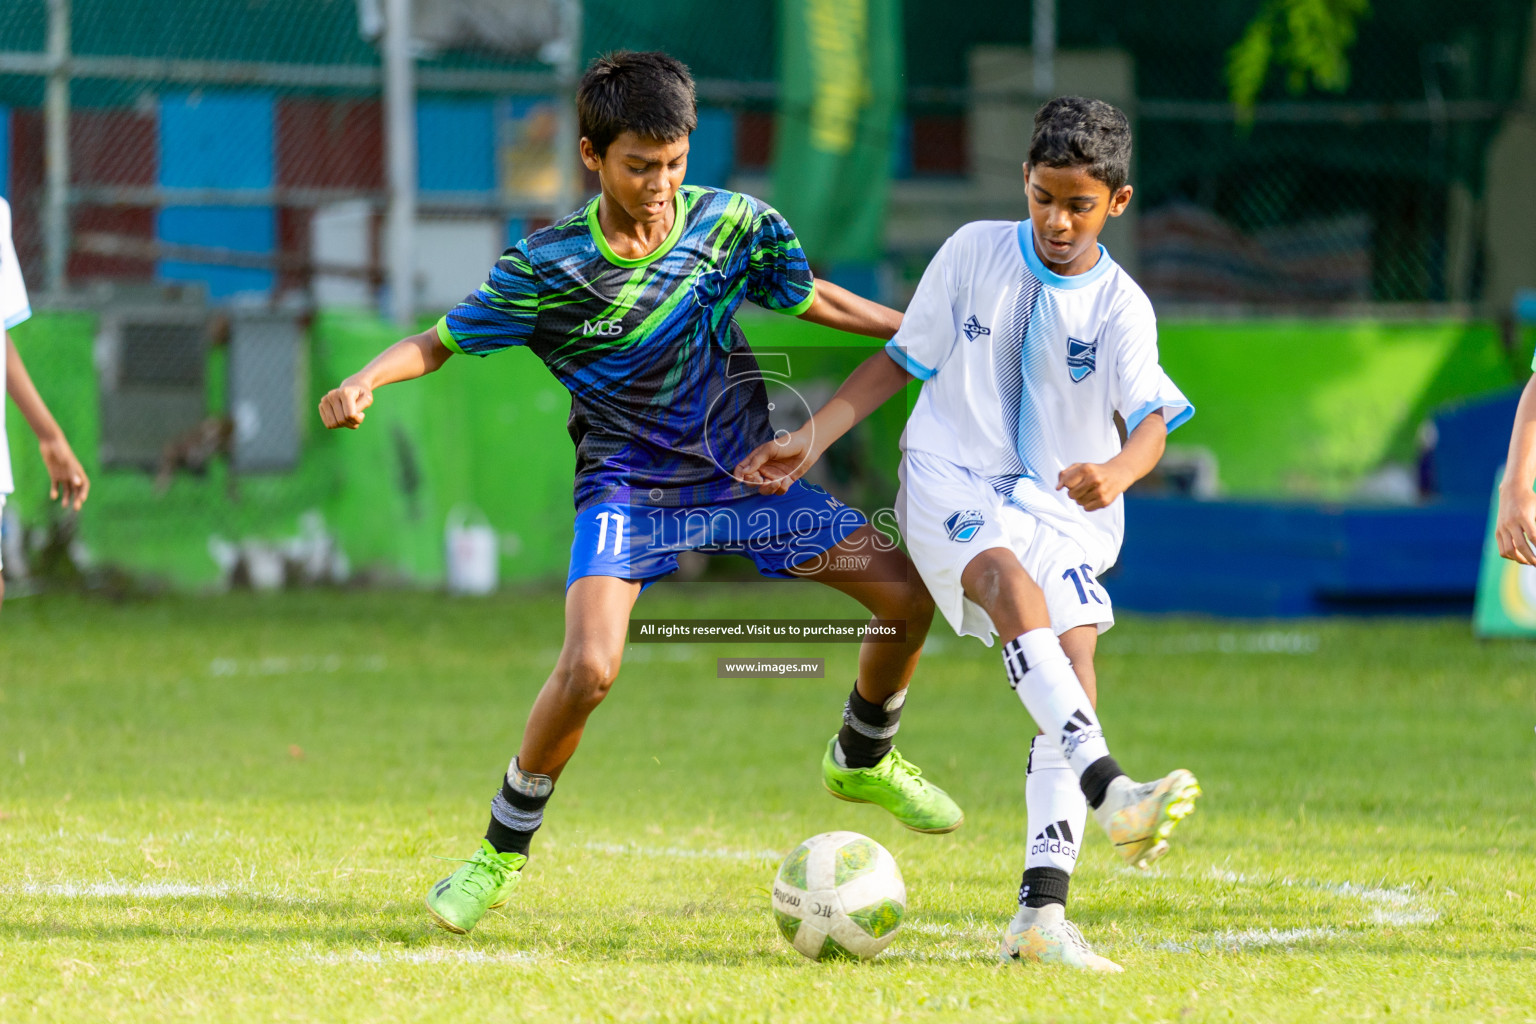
[897, 450, 1114, 643]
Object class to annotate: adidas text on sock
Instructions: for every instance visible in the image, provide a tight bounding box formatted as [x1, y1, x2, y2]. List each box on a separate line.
[1002, 629, 1113, 775]
[1025, 735, 1086, 875]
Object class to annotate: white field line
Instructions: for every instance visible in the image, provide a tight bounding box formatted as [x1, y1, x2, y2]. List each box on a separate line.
[881, 947, 999, 963]
[577, 841, 782, 862]
[905, 920, 994, 941]
[1136, 868, 1442, 952]
[1111, 630, 1321, 656]
[208, 654, 388, 677]
[19, 881, 231, 898]
[914, 914, 1341, 957]
[9, 881, 315, 904]
[9, 861, 1436, 962]
[1313, 880, 1439, 926]
[11, 840, 784, 908]
[1207, 868, 1440, 926]
[923, 631, 1322, 660]
[621, 646, 703, 664]
[307, 946, 987, 966]
[1156, 926, 1340, 953]
[54, 829, 239, 846]
[297, 949, 541, 966]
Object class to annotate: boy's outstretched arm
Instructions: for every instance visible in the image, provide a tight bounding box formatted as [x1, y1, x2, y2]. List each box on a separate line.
[797, 279, 903, 340]
[735, 348, 914, 494]
[1495, 373, 1536, 565]
[6, 332, 88, 510]
[1058, 411, 1168, 512]
[319, 328, 453, 429]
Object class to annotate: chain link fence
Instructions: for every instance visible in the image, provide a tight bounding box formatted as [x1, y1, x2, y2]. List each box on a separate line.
[0, 0, 585, 309]
[0, 0, 1531, 595]
[0, 0, 1531, 311]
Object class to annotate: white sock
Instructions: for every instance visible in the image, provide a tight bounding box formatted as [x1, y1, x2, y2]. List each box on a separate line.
[1024, 734, 1086, 875]
[1002, 628, 1112, 775]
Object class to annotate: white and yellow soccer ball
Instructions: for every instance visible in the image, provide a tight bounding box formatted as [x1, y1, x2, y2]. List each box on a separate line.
[772, 830, 905, 960]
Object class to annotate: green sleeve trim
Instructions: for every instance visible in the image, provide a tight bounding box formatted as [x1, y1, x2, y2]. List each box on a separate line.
[776, 282, 817, 317]
[435, 316, 467, 355]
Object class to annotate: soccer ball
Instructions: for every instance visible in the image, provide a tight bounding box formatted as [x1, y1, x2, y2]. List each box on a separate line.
[772, 830, 905, 961]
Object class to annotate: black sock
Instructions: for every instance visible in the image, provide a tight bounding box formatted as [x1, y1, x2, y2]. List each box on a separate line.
[1079, 755, 1124, 810]
[836, 682, 904, 769]
[484, 758, 553, 856]
[1018, 867, 1070, 909]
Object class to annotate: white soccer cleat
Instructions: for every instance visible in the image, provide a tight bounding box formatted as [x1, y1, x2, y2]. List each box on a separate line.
[999, 903, 1123, 972]
[1093, 769, 1201, 869]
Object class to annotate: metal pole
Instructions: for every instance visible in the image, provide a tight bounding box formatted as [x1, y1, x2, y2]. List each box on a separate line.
[44, 0, 70, 295]
[383, 0, 416, 327]
[1032, 0, 1055, 99]
[555, 0, 583, 217]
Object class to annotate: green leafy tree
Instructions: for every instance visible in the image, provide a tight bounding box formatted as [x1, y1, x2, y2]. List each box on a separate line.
[1227, 0, 1371, 123]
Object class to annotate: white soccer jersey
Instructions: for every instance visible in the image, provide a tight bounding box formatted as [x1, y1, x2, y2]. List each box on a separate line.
[0, 196, 33, 495]
[886, 219, 1192, 570]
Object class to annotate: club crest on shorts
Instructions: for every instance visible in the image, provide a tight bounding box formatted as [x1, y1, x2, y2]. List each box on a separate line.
[1066, 337, 1097, 383]
[944, 509, 985, 543]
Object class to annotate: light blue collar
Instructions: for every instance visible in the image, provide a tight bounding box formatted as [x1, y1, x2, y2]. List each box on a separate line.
[1017, 222, 1116, 290]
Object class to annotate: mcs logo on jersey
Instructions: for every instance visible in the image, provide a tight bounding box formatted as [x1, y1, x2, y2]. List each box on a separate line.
[1066, 337, 1098, 382]
[582, 319, 624, 337]
[944, 509, 985, 542]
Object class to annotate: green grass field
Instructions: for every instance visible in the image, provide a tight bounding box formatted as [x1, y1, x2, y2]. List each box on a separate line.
[1, 586, 1533, 1022]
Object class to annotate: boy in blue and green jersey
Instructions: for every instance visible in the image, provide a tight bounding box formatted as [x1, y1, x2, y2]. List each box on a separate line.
[320, 51, 961, 936]
[443, 182, 816, 511]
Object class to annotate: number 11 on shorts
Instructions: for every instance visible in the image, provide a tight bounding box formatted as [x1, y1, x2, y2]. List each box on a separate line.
[595, 511, 627, 557]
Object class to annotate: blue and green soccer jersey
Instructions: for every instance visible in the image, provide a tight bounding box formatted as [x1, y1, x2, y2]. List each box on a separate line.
[438, 185, 816, 510]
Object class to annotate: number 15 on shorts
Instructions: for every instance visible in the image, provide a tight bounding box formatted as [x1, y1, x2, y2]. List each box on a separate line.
[1062, 564, 1104, 605]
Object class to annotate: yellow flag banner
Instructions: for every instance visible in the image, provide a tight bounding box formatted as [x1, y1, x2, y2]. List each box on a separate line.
[771, 0, 902, 264]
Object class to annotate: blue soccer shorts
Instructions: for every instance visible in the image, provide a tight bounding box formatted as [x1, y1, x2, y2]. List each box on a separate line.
[566, 481, 867, 589]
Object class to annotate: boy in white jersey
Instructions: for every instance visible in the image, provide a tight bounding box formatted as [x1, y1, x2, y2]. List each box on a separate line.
[1, 195, 90, 611]
[737, 97, 1199, 971]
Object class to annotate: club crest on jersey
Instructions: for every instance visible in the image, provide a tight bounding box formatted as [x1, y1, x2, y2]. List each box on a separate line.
[962, 315, 991, 342]
[944, 509, 985, 542]
[691, 269, 727, 308]
[1066, 337, 1097, 382]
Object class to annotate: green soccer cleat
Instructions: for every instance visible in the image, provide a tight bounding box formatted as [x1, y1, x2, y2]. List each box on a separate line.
[1093, 769, 1202, 869]
[425, 839, 526, 935]
[821, 737, 964, 834]
[1000, 903, 1123, 972]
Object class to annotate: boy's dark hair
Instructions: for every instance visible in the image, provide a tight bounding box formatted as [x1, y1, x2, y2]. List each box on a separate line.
[576, 51, 697, 157]
[1028, 96, 1131, 193]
